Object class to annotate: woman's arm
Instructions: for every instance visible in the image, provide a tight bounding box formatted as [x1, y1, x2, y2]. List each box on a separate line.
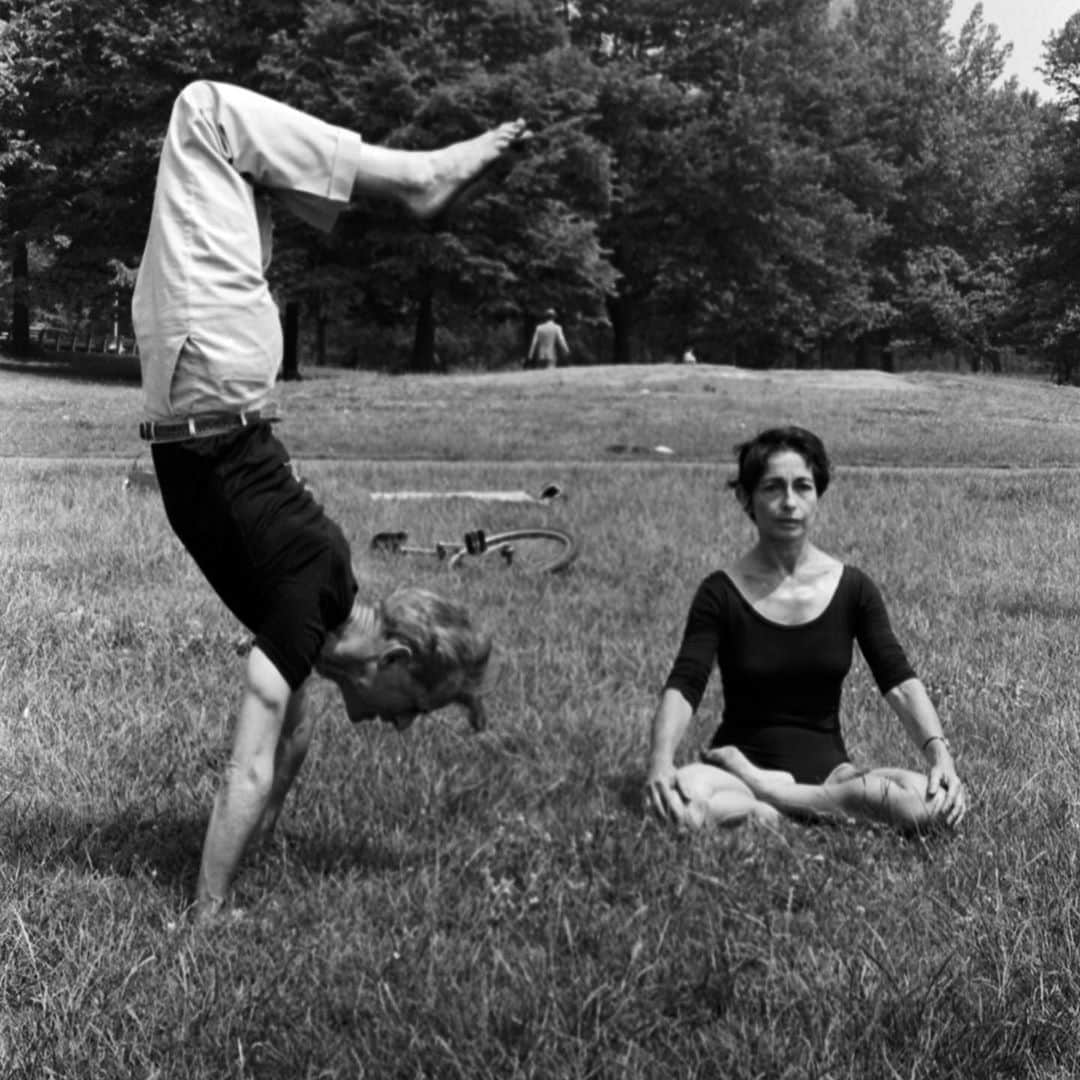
[646, 688, 697, 825]
[646, 575, 727, 824]
[853, 571, 965, 827]
[884, 677, 966, 828]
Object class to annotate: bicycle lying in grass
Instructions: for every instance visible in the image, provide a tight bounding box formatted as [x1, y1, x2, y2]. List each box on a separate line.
[370, 526, 578, 574]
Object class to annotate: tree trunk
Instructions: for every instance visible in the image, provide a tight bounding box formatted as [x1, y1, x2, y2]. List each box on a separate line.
[12, 233, 30, 355]
[281, 300, 301, 380]
[854, 333, 870, 369]
[312, 291, 327, 367]
[410, 278, 436, 372]
[606, 288, 631, 365]
[316, 312, 327, 367]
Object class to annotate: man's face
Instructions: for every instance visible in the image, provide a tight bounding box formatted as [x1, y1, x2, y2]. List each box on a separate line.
[329, 653, 485, 733]
[317, 622, 486, 732]
[333, 655, 430, 732]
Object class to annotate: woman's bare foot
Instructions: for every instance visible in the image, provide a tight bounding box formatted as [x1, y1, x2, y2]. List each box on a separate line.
[702, 746, 796, 796]
[747, 801, 784, 826]
[403, 119, 530, 220]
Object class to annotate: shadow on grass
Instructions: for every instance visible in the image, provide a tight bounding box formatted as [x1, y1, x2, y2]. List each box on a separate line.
[89, 815, 204, 899]
[610, 770, 647, 817]
[5, 803, 410, 896]
[2, 802, 199, 900]
[0, 352, 139, 385]
[273, 831, 413, 878]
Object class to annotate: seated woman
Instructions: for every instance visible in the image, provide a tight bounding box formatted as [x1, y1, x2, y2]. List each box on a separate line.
[645, 426, 966, 833]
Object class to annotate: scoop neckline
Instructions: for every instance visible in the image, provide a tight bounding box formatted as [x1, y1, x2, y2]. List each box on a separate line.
[719, 564, 849, 629]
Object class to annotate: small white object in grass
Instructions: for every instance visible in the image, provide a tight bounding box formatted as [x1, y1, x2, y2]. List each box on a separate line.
[654, 445, 675, 455]
[370, 482, 564, 504]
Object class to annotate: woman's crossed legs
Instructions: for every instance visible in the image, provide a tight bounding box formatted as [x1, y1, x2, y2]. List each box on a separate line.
[674, 746, 945, 833]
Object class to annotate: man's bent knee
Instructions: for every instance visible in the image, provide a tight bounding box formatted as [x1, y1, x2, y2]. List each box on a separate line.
[175, 80, 218, 109]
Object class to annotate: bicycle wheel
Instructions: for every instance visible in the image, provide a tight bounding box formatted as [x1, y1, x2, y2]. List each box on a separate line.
[448, 527, 578, 574]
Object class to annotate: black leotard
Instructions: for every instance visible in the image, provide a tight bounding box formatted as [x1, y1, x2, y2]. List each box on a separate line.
[664, 565, 916, 783]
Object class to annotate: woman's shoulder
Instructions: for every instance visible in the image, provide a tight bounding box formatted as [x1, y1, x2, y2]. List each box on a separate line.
[695, 567, 739, 597]
[686, 567, 747, 613]
[835, 564, 887, 603]
[838, 563, 877, 585]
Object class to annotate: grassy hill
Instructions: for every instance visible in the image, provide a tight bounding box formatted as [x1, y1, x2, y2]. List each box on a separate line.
[4, 361, 1080, 468]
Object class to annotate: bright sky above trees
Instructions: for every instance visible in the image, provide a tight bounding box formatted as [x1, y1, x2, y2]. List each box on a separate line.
[948, 0, 1076, 98]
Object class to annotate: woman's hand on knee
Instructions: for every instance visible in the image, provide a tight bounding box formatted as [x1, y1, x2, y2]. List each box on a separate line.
[645, 764, 694, 828]
[926, 761, 967, 829]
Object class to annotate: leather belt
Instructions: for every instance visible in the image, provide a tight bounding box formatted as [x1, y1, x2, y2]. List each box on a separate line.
[139, 407, 278, 444]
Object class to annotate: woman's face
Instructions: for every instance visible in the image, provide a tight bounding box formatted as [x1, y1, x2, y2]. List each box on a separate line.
[746, 449, 819, 541]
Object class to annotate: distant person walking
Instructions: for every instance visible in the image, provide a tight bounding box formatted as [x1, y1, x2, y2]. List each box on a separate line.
[527, 309, 569, 369]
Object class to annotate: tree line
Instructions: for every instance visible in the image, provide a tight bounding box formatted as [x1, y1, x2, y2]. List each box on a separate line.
[2, 0, 1080, 375]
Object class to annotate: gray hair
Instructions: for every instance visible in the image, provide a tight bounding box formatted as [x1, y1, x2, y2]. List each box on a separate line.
[379, 586, 492, 728]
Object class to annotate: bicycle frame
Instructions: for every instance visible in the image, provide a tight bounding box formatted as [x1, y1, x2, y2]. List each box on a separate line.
[370, 527, 578, 574]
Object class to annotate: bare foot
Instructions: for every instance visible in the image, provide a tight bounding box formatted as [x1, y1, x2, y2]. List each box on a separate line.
[747, 802, 784, 826]
[679, 790, 707, 830]
[702, 746, 796, 796]
[404, 119, 530, 221]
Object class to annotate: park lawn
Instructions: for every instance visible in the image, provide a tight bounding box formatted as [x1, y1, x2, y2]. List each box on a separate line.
[4, 359, 1080, 467]
[3, 366, 1080, 1076]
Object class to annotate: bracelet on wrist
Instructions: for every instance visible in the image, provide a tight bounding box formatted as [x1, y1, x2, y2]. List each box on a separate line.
[921, 734, 951, 754]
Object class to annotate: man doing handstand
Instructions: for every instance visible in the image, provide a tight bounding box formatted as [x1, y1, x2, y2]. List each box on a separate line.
[134, 81, 526, 920]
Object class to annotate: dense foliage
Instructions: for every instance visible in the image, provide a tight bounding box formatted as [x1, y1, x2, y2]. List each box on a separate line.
[0, 0, 1069, 370]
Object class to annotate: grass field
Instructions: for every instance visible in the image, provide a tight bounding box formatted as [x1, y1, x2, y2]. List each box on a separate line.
[4, 363, 1080, 1077]
[5, 358, 1080, 466]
